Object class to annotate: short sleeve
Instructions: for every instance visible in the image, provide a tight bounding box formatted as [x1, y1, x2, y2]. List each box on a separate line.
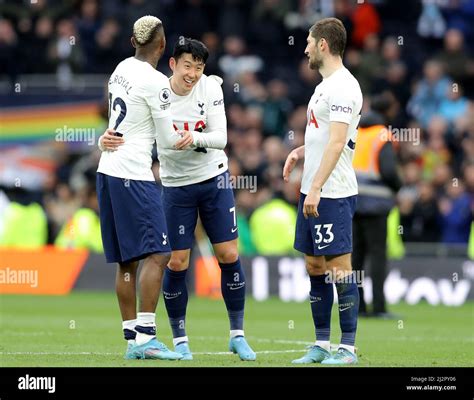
[328, 87, 356, 124]
[143, 74, 172, 119]
[206, 75, 225, 116]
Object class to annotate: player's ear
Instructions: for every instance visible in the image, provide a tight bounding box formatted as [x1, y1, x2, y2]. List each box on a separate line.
[131, 36, 136, 49]
[320, 38, 327, 51]
[169, 57, 176, 71]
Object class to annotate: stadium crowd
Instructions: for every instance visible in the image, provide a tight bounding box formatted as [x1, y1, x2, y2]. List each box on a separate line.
[0, 0, 473, 253]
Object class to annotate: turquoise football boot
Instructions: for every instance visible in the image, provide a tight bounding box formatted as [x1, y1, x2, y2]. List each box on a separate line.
[130, 338, 183, 360]
[292, 345, 331, 364]
[229, 336, 256, 361]
[175, 341, 193, 361]
[321, 347, 358, 365]
[124, 341, 137, 360]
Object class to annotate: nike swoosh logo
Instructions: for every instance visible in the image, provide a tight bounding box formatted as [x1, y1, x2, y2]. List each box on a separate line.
[164, 294, 180, 300]
[231, 227, 238, 233]
[317, 244, 330, 250]
[339, 306, 351, 312]
[229, 285, 244, 290]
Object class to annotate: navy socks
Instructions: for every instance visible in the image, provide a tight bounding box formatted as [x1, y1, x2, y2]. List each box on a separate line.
[335, 272, 359, 346]
[219, 259, 245, 331]
[162, 267, 189, 340]
[309, 274, 334, 342]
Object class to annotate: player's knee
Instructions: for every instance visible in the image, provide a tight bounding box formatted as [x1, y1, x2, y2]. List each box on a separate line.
[215, 248, 239, 264]
[168, 254, 190, 271]
[147, 252, 171, 269]
[305, 259, 326, 276]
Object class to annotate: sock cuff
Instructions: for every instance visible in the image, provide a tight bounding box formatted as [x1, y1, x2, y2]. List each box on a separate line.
[122, 319, 136, 331]
[123, 328, 136, 340]
[135, 325, 156, 336]
[173, 336, 189, 346]
[137, 312, 155, 327]
[166, 267, 188, 278]
[218, 258, 240, 270]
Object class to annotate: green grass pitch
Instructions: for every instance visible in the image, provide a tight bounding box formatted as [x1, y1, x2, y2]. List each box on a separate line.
[0, 292, 473, 367]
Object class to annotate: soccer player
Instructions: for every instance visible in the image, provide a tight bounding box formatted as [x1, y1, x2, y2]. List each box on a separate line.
[283, 18, 363, 365]
[100, 38, 256, 361]
[96, 15, 184, 361]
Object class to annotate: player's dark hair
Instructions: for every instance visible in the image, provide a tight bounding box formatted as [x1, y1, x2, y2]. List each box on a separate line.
[309, 17, 347, 58]
[173, 37, 209, 64]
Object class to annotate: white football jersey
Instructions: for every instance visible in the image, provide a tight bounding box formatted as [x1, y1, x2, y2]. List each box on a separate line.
[97, 57, 173, 181]
[158, 74, 228, 187]
[301, 67, 363, 198]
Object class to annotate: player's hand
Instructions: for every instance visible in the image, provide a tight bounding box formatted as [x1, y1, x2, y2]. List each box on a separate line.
[283, 150, 299, 182]
[175, 130, 194, 150]
[100, 129, 124, 151]
[303, 190, 320, 219]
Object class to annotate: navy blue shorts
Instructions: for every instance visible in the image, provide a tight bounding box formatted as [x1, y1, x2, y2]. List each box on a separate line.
[294, 193, 357, 256]
[162, 170, 238, 251]
[96, 173, 171, 263]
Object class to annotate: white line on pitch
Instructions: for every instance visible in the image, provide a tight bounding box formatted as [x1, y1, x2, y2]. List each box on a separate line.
[0, 349, 305, 356]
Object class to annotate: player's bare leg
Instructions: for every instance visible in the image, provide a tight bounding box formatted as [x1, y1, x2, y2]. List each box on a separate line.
[126, 252, 182, 360]
[116, 261, 139, 358]
[213, 239, 256, 361]
[321, 253, 359, 364]
[139, 253, 170, 313]
[293, 255, 332, 364]
[163, 249, 193, 359]
[116, 261, 139, 322]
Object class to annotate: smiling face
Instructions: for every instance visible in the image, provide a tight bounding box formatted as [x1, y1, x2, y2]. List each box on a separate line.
[305, 34, 323, 70]
[169, 53, 205, 95]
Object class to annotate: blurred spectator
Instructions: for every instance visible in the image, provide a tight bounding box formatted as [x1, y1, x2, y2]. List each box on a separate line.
[438, 84, 469, 125]
[55, 184, 103, 251]
[407, 59, 452, 128]
[43, 181, 80, 241]
[94, 17, 120, 73]
[0, 187, 47, 248]
[0, 19, 18, 83]
[75, 0, 102, 72]
[288, 58, 321, 107]
[218, 36, 264, 82]
[350, 1, 380, 48]
[438, 180, 472, 243]
[463, 162, 474, 194]
[249, 195, 297, 255]
[400, 181, 441, 243]
[48, 18, 83, 87]
[417, 1, 446, 40]
[260, 79, 292, 137]
[436, 29, 473, 84]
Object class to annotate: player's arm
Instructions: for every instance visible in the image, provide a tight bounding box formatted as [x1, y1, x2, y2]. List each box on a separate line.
[97, 116, 182, 151]
[303, 122, 348, 218]
[283, 145, 305, 182]
[175, 75, 227, 150]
